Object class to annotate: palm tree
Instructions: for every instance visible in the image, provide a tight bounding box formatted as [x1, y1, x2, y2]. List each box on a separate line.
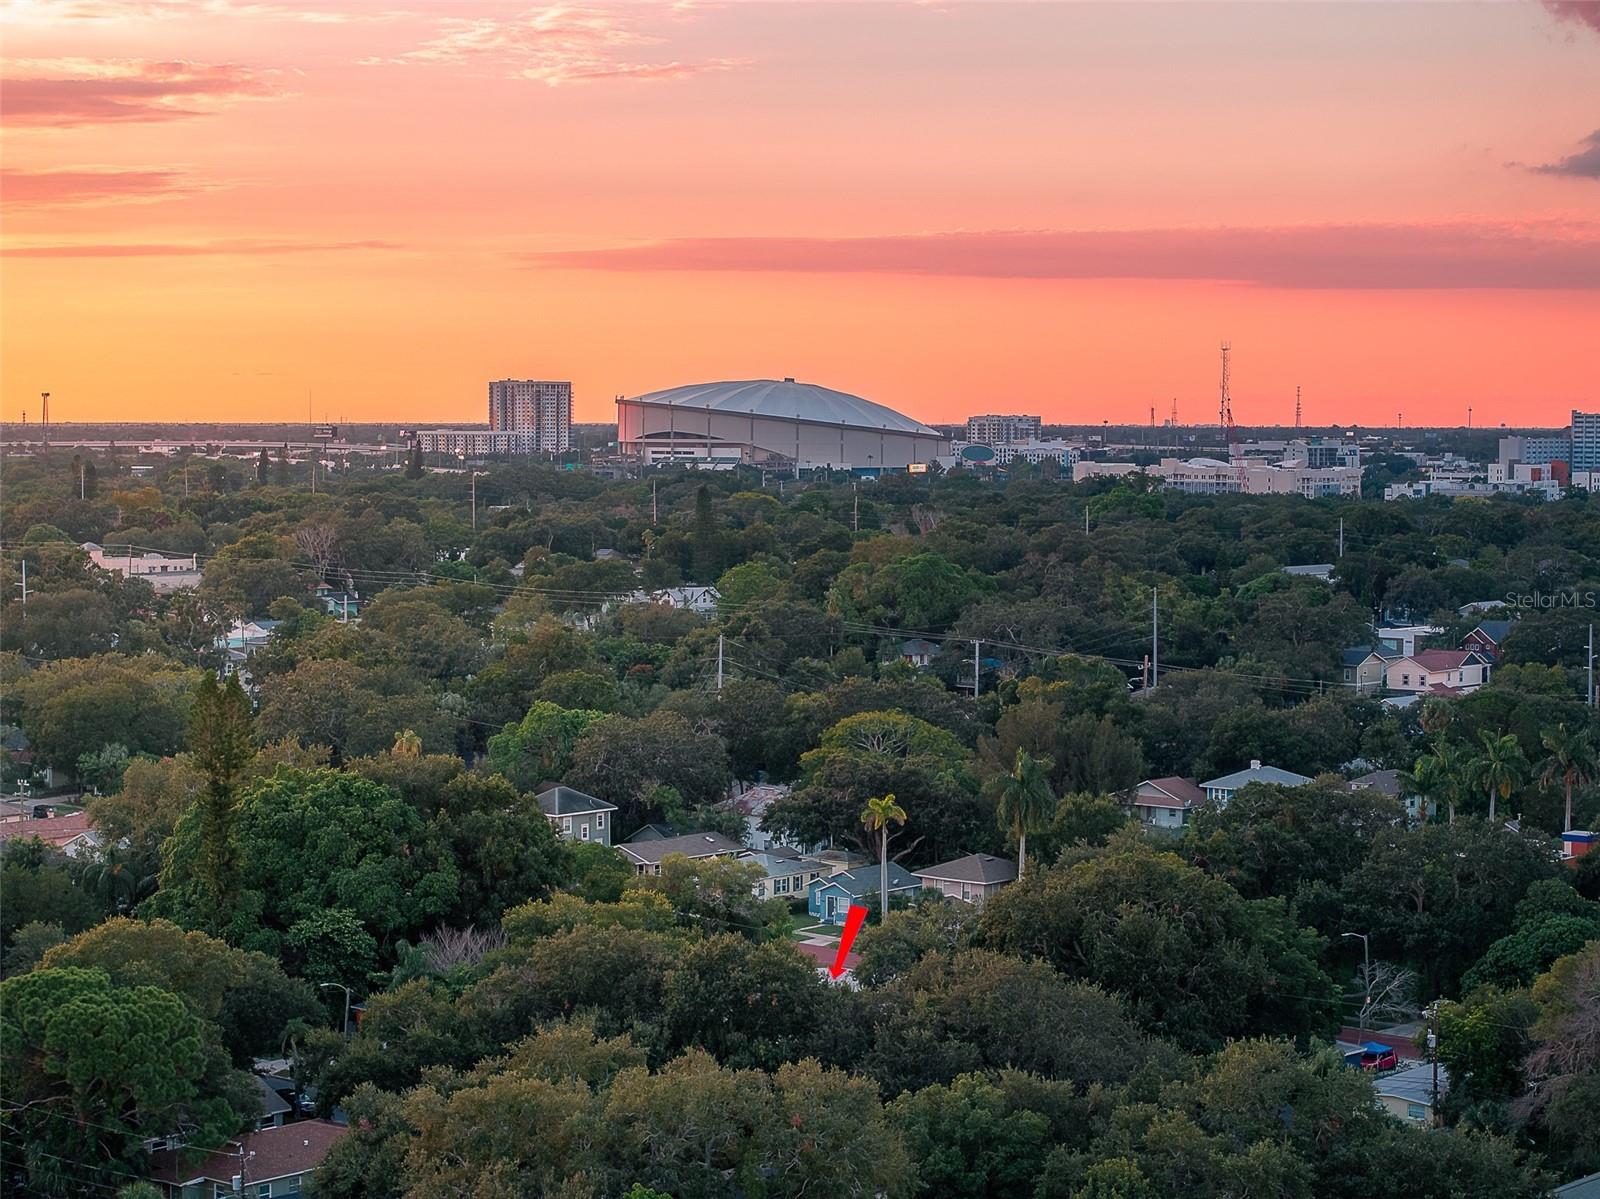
[1473, 730, 1528, 824]
[995, 749, 1056, 880]
[1400, 752, 1449, 825]
[393, 728, 423, 757]
[1539, 723, 1596, 833]
[860, 793, 908, 922]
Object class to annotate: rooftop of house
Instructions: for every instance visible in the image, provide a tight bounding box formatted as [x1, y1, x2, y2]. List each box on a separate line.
[792, 940, 860, 973]
[1470, 619, 1514, 643]
[1408, 648, 1482, 670]
[254, 1074, 294, 1120]
[1349, 769, 1403, 797]
[900, 638, 940, 654]
[1135, 776, 1207, 807]
[147, 1120, 346, 1186]
[727, 782, 791, 816]
[814, 862, 920, 897]
[617, 831, 744, 866]
[737, 849, 827, 878]
[1555, 1170, 1600, 1198]
[1201, 761, 1314, 791]
[913, 852, 1018, 885]
[0, 811, 95, 848]
[1372, 1061, 1451, 1106]
[622, 822, 680, 844]
[536, 786, 617, 818]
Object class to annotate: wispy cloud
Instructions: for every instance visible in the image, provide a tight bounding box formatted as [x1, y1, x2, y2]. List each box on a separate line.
[2, 58, 281, 125]
[1542, 0, 1600, 35]
[1525, 129, 1600, 179]
[0, 0, 382, 23]
[1, 165, 213, 205]
[2, 238, 399, 257]
[521, 221, 1600, 290]
[366, 3, 746, 85]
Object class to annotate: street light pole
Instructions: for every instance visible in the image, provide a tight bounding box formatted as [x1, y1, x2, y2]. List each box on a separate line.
[1342, 931, 1371, 1037]
[318, 982, 353, 1037]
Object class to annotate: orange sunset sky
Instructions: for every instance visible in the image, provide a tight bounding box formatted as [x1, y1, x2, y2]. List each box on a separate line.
[2, 0, 1598, 428]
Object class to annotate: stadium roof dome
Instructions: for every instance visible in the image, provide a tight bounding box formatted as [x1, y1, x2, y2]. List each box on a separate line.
[628, 379, 938, 435]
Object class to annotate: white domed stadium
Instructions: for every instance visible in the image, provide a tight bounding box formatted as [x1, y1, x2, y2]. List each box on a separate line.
[617, 378, 947, 471]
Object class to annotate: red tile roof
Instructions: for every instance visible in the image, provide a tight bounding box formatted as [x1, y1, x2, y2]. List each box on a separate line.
[0, 811, 94, 849]
[147, 1120, 346, 1186]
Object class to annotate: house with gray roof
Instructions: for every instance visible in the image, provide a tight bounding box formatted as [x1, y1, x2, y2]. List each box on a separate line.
[536, 786, 616, 847]
[1201, 760, 1313, 806]
[1462, 618, 1515, 662]
[913, 853, 1017, 904]
[737, 847, 829, 902]
[617, 830, 743, 875]
[1130, 776, 1208, 830]
[807, 863, 921, 924]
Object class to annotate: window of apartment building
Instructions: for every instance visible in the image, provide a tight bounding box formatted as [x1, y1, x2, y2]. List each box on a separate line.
[595, 812, 605, 829]
[562, 817, 572, 833]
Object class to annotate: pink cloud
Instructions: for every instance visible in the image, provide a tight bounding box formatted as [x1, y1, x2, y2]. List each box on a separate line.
[368, 3, 745, 85]
[1, 59, 278, 126]
[2, 239, 399, 257]
[521, 222, 1600, 290]
[1542, 1, 1600, 34]
[0, 166, 205, 206]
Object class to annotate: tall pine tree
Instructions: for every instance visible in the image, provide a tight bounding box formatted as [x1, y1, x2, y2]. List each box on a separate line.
[187, 672, 254, 931]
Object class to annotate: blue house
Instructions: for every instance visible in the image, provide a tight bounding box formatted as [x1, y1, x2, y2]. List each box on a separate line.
[807, 863, 921, 925]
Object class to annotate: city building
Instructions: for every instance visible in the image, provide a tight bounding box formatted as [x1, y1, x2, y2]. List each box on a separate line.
[986, 439, 1081, 468]
[617, 378, 947, 470]
[415, 429, 542, 456]
[964, 414, 1041, 444]
[1571, 410, 1600, 473]
[1072, 458, 1360, 498]
[81, 542, 201, 591]
[1498, 433, 1571, 469]
[488, 379, 573, 451]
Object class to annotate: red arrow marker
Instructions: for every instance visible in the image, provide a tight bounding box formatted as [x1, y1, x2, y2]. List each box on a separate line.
[828, 904, 869, 978]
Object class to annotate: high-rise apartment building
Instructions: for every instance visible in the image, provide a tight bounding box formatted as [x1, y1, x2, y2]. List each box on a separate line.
[1570, 411, 1600, 473]
[488, 379, 573, 452]
[965, 414, 1041, 444]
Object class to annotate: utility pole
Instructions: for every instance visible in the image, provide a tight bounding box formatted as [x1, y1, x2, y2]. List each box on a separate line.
[1428, 1002, 1441, 1128]
[1151, 586, 1159, 688]
[852, 485, 859, 533]
[972, 639, 981, 698]
[1294, 385, 1302, 429]
[716, 633, 724, 691]
[651, 478, 658, 524]
[78, 461, 85, 500]
[40, 392, 49, 447]
[471, 471, 477, 529]
[1338, 517, 1345, 559]
[1084, 506, 1090, 536]
[1588, 624, 1594, 707]
[1342, 931, 1372, 1035]
[16, 558, 28, 607]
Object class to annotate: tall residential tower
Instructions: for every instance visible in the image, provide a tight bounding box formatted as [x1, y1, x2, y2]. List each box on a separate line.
[488, 379, 573, 452]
